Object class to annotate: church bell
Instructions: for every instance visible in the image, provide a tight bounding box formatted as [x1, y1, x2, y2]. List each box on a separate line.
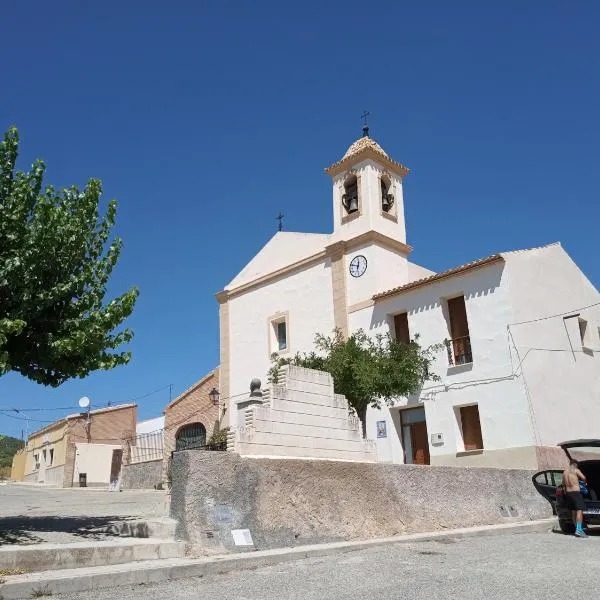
[382, 193, 394, 212]
[342, 193, 359, 214]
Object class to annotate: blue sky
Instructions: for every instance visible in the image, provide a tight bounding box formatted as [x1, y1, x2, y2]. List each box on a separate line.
[1, 1, 599, 438]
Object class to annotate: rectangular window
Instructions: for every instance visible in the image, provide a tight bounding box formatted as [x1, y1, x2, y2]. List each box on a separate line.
[460, 405, 484, 451]
[269, 312, 289, 355]
[33, 454, 39, 470]
[42, 449, 47, 464]
[393, 313, 410, 345]
[49, 449, 54, 466]
[446, 295, 472, 365]
[277, 321, 287, 351]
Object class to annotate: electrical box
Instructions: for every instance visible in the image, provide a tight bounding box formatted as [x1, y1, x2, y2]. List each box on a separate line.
[431, 432, 444, 446]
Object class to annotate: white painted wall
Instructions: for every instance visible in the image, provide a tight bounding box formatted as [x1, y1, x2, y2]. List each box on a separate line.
[345, 243, 409, 306]
[352, 260, 536, 466]
[72, 443, 121, 486]
[228, 259, 336, 423]
[503, 244, 600, 446]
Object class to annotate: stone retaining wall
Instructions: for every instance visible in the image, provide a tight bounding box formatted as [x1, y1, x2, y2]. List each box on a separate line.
[121, 459, 163, 489]
[170, 451, 552, 553]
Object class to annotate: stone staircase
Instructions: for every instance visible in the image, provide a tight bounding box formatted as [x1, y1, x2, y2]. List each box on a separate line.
[228, 365, 376, 462]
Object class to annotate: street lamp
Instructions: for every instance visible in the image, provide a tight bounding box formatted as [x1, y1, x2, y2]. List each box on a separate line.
[209, 387, 220, 406]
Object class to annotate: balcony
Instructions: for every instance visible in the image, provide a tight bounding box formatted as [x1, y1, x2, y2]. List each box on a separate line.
[445, 335, 473, 366]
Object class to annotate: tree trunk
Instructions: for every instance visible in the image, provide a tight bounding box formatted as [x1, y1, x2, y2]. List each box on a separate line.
[355, 404, 368, 439]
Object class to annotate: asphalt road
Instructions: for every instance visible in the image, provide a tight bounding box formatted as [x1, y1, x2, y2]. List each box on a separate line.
[55, 529, 600, 600]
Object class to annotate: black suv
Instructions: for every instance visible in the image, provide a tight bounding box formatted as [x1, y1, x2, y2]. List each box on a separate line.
[533, 439, 600, 533]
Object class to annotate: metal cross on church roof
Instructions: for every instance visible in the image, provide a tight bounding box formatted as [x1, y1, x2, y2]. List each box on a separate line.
[276, 212, 284, 232]
[361, 110, 370, 136]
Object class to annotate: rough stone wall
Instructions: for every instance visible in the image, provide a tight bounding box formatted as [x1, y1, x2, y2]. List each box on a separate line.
[170, 451, 552, 552]
[163, 369, 220, 482]
[121, 459, 163, 489]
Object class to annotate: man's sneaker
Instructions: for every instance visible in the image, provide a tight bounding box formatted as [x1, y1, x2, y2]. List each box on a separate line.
[575, 529, 589, 538]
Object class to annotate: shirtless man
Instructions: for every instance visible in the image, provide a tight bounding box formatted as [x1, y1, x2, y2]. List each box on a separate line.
[563, 459, 588, 538]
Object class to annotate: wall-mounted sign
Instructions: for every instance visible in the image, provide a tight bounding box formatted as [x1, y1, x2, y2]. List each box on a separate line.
[376, 421, 387, 438]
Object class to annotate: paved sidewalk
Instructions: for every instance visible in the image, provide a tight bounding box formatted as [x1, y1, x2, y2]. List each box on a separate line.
[0, 484, 167, 545]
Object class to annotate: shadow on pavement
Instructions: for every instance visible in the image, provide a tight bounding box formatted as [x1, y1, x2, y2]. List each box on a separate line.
[0, 515, 134, 545]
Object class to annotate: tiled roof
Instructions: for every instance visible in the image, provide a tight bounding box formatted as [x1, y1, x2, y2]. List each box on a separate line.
[325, 135, 409, 177]
[343, 136, 389, 159]
[372, 242, 561, 301]
[372, 255, 504, 300]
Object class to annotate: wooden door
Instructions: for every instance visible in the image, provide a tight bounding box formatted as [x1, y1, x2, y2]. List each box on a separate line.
[411, 421, 430, 465]
[110, 449, 123, 484]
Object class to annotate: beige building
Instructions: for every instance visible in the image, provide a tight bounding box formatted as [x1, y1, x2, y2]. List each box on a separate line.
[18, 404, 137, 487]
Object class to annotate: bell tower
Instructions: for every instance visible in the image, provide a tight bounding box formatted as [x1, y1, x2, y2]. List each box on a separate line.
[325, 125, 409, 244]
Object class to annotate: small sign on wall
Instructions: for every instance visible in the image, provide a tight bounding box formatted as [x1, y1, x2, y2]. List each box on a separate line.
[231, 528, 254, 546]
[376, 421, 387, 438]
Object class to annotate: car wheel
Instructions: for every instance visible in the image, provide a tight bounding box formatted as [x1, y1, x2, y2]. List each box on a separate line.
[559, 520, 575, 534]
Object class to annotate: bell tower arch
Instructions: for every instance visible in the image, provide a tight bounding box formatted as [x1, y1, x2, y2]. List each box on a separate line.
[325, 126, 409, 244]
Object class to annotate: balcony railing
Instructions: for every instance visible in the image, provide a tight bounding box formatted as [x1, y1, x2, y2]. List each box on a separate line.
[445, 335, 473, 366]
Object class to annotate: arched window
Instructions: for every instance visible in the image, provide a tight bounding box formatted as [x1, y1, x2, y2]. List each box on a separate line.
[175, 423, 207, 451]
[342, 173, 359, 214]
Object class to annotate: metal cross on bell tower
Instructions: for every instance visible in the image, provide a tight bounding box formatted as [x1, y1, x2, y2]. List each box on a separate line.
[276, 212, 284, 232]
[361, 110, 370, 137]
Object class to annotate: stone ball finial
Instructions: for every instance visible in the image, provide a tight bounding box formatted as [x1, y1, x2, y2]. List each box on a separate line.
[249, 378, 262, 397]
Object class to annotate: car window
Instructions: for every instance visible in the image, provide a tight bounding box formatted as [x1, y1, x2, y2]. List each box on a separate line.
[565, 446, 600, 462]
[534, 471, 563, 486]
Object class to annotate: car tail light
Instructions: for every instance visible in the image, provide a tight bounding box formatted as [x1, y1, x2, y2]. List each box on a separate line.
[556, 487, 564, 497]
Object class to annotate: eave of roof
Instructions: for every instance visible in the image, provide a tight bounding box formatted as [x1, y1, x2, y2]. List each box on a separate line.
[373, 254, 504, 301]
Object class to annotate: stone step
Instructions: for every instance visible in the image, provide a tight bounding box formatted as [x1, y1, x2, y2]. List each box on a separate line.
[252, 418, 363, 441]
[0, 538, 185, 573]
[237, 431, 372, 454]
[270, 397, 350, 419]
[235, 441, 376, 462]
[252, 406, 359, 431]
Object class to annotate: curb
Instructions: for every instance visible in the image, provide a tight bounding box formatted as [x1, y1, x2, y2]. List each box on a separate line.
[0, 518, 555, 599]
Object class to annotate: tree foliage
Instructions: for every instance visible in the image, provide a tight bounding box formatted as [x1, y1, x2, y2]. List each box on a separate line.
[0, 127, 138, 386]
[269, 329, 440, 436]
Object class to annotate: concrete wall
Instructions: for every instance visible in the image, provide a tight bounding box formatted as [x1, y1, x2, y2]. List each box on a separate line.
[170, 451, 551, 552]
[44, 464, 65, 486]
[230, 365, 376, 462]
[121, 459, 163, 489]
[72, 443, 121, 487]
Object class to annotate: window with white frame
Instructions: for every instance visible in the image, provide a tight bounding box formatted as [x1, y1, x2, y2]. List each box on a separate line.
[268, 312, 289, 355]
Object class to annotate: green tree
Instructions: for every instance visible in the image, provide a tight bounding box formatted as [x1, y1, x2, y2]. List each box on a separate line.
[269, 329, 440, 437]
[0, 127, 138, 386]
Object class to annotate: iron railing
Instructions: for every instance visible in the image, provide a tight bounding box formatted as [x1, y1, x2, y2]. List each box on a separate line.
[445, 335, 473, 366]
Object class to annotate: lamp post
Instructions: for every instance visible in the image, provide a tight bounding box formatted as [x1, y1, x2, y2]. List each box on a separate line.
[209, 387, 220, 407]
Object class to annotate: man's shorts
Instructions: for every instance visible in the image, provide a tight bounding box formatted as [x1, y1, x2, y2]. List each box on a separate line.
[566, 491, 585, 511]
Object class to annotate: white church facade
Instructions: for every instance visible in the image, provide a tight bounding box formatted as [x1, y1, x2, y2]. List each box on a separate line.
[217, 127, 600, 470]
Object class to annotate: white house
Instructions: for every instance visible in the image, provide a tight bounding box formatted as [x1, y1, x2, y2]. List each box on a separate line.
[217, 127, 600, 470]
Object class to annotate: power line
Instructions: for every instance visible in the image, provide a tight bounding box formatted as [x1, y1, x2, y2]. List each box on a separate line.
[508, 300, 600, 327]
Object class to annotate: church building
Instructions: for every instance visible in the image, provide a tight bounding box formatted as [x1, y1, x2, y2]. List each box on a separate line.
[217, 126, 600, 470]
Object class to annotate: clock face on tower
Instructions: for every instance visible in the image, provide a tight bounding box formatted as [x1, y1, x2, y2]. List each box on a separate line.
[349, 255, 367, 278]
